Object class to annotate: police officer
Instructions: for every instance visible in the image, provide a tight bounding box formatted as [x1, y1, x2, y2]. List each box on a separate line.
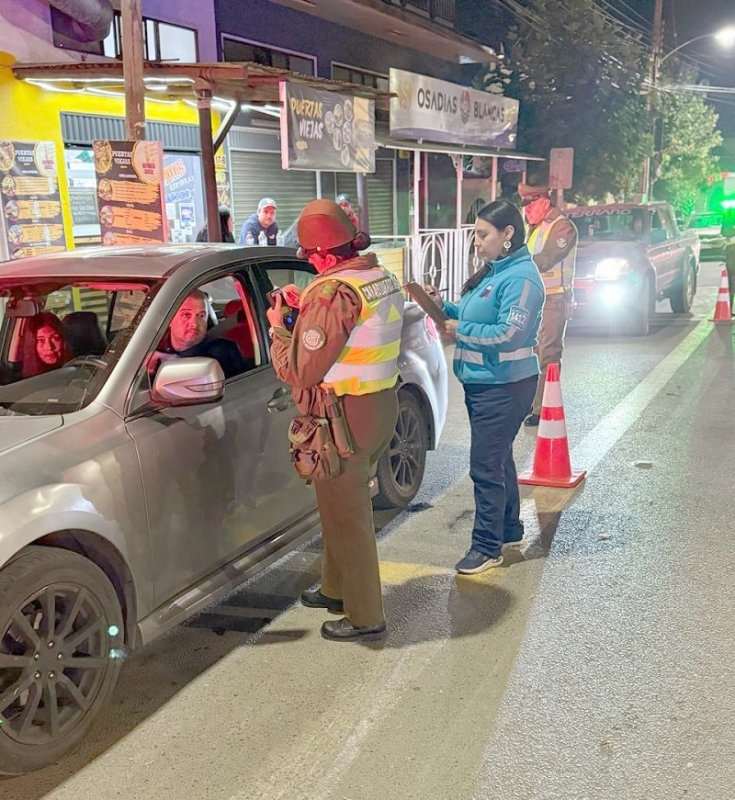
[518, 183, 578, 426]
[267, 199, 404, 641]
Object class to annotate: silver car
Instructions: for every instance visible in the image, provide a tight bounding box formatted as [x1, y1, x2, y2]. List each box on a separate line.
[0, 245, 447, 774]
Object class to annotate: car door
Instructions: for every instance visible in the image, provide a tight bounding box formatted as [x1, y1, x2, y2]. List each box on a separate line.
[125, 269, 315, 608]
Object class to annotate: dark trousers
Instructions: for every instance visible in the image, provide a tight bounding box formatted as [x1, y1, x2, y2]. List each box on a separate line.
[532, 294, 568, 416]
[726, 242, 735, 310]
[464, 376, 537, 558]
[315, 388, 398, 627]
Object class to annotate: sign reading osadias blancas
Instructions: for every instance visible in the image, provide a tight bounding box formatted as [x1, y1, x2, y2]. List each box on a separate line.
[279, 82, 376, 172]
[389, 68, 519, 149]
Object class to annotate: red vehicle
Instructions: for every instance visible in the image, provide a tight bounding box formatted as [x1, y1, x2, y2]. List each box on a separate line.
[566, 202, 701, 335]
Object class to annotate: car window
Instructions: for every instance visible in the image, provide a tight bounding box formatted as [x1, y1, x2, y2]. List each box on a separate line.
[0, 279, 154, 415]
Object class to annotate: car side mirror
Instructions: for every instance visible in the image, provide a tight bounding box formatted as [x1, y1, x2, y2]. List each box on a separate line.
[650, 229, 667, 245]
[152, 357, 224, 406]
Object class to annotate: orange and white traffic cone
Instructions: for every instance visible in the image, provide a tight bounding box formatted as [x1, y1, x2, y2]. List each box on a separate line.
[518, 363, 586, 489]
[709, 268, 733, 323]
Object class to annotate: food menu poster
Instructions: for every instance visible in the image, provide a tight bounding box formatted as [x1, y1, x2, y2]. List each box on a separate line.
[0, 140, 67, 261]
[279, 82, 376, 173]
[93, 140, 168, 246]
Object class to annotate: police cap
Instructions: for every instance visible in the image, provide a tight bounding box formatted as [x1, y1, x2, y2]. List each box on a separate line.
[297, 199, 358, 252]
[518, 182, 550, 206]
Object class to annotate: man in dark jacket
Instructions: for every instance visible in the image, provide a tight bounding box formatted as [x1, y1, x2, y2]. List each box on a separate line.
[237, 197, 279, 246]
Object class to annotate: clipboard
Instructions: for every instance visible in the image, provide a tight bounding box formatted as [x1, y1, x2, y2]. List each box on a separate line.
[404, 281, 448, 327]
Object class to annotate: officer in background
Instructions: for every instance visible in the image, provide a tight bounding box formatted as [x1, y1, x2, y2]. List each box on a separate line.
[267, 199, 404, 641]
[336, 193, 360, 230]
[722, 209, 735, 313]
[238, 197, 279, 246]
[518, 183, 578, 426]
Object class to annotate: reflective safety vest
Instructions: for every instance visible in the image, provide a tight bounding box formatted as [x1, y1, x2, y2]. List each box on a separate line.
[527, 214, 577, 296]
[302, 265, 405, 396]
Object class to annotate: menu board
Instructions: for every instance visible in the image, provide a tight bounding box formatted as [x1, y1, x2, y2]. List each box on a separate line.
[93, 140, 167, 245]
[0, 140, 67, 260]
[279, 82, 376, 173]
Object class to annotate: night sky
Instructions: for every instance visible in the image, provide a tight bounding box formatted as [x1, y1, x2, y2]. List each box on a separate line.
[459, 0, 735, 140]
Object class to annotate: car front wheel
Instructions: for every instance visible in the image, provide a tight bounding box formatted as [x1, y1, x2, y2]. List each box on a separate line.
[669, 262, 696, 314]
[374, 391, 429, 509]
[0, 547, 124, 775]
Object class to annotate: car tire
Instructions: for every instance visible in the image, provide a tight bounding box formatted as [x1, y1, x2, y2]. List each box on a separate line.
[374, 391, 428, 509]
[669, 261, 697, 314]
[626, 275, 653, 336]
[0, 547, 124, 775]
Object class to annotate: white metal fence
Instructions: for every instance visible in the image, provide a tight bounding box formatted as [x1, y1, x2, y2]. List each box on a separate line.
[370, 225, 478, 303]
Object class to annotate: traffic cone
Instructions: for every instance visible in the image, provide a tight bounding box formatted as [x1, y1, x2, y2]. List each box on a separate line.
[709, 268, 733, 323]
[518, 363, 586, 489]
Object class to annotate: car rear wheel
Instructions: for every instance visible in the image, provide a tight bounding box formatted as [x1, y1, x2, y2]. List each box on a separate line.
[669, 262, 696, 314]
[0, 547, 124, 775]
[374, 391, 428, 509]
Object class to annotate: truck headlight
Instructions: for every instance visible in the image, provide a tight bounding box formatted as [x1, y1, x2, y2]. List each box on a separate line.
[595, 258, 630, 280]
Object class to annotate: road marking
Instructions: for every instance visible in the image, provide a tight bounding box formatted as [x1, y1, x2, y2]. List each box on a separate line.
[569, 318, 713, 474]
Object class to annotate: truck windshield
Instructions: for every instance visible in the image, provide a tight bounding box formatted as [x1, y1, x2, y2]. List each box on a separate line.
[571, 209, 646, 240]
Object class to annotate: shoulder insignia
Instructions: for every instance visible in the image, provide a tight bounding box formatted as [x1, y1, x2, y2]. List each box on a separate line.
[318, 281, 339, 299]
[556, 237, 568, 249]
[302, 326, 327, 351]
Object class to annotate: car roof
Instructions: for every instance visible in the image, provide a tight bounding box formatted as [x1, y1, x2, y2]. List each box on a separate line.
[567, 202, 669, 214]
[0, 244, 294, 280]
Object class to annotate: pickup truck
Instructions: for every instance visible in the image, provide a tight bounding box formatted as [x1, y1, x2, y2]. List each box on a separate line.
[565, 202, 701, 335]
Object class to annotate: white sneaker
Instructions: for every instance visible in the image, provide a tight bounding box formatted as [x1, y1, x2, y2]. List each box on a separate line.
[502, 537, 526, 550]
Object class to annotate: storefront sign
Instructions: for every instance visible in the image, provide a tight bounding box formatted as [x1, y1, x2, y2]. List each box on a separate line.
[0, 140, 67, 261]
[279, 82, 376, 173]
[93, 140, 167, 245]
[389, 69, 519, 149]
[163, 154, 204, 243]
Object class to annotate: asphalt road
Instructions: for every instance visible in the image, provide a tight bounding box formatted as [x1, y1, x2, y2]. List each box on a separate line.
[7, 260, 735, 800]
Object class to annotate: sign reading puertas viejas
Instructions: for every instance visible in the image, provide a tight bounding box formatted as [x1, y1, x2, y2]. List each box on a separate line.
[389, 68, 519, 149]
[93, 140, 167, 245]
[0, 140, 67, 261]
[279, 82, 376, 173]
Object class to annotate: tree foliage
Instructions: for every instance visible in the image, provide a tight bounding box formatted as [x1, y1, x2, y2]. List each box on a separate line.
[651, 63, 722, 215]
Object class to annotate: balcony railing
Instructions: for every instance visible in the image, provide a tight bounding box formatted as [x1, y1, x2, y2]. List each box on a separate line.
[379, 0, 456, 25]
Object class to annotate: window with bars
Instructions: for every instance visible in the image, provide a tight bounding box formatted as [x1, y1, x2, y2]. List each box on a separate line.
[222, 37, 316, 76]
[101, 13, 198, 62]
[331, 64, 389, 94]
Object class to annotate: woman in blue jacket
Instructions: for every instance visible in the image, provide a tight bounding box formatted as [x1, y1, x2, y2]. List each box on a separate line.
[434, 200, 545, 574]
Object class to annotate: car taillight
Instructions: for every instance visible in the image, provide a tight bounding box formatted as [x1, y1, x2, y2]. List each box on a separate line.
[424, 315, 438, 339]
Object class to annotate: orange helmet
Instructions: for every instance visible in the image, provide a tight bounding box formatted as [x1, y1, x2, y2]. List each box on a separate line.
[297, 199, 357, 252]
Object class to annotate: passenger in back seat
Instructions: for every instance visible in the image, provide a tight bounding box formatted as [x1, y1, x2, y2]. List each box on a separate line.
[62, 311, 108, 357]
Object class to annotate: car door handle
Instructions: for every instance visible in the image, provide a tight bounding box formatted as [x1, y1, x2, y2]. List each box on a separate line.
[268, 386, 294, 412]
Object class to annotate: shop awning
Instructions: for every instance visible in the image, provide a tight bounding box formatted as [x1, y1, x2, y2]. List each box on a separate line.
[11, 59, 392, 108]
[376, 133, 544, 162]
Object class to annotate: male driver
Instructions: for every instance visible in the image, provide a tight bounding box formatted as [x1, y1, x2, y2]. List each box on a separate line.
[238, 197, 279, 246]
[150, 290, 248, 379]
[519, 183, 578, 426]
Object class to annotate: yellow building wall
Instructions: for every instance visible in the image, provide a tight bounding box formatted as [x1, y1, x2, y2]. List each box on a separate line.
[0, 51, 203, 251]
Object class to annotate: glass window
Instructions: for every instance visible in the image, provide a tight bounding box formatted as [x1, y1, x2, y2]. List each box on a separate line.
[157, 22, 197, 62]
[222, 38, 315, 76]
[332, 64, 388, 92]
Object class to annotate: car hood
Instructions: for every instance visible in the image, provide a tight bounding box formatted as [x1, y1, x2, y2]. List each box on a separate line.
[0, 415, 63, 454]
[575, 239, 641, 279]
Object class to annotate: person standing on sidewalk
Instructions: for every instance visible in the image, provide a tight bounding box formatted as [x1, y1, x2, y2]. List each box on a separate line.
[431, 200, 544, 574]
[238, 197, 279, 246]
[267, 199, 404, 640]
[518, 183, 578, 427]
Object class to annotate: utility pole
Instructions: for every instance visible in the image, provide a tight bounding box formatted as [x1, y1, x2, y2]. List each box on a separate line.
[640, 0, 665, 199]
[121, 0, 146, 141]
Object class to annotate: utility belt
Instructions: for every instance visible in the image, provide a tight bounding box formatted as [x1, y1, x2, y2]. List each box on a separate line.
[287, 389, 354, 483]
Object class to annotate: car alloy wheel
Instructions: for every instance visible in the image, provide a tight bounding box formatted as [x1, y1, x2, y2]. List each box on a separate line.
[0, 547, 123, 775]
[374, 391, 428, 509]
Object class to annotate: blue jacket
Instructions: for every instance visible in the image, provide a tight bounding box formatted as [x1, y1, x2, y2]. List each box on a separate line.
[444, 245, 545, 385]
[238, 213, 279, 246]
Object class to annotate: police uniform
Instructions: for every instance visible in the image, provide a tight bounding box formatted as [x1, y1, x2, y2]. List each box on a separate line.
[269, 200, 404, 640]
[519, 184, 578, 419]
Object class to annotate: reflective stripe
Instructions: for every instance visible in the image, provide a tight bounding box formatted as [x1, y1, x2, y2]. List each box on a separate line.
[537, 419, 568, 439]
[528, 215, 576, 293]
[457, 349, 484, 364]
[306, 265, 403, 396]
[498, 347, 534, 362]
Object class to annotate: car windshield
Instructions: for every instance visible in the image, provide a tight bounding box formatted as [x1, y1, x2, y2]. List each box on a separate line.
[0, 278, 156, 415]
[686, 214, 722, 229]
[570, 209, 646, 240]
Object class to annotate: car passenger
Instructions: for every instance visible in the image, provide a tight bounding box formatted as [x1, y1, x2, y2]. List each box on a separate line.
[149, 290, 249, 379]
[21, 311, 71, 379]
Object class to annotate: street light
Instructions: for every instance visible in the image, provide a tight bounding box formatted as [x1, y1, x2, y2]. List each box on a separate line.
[660, 25, 735, 66]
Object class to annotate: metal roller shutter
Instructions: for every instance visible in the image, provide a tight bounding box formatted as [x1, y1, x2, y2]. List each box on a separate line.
[230, 151, 317, 234]
[335, 157, 395, 236]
